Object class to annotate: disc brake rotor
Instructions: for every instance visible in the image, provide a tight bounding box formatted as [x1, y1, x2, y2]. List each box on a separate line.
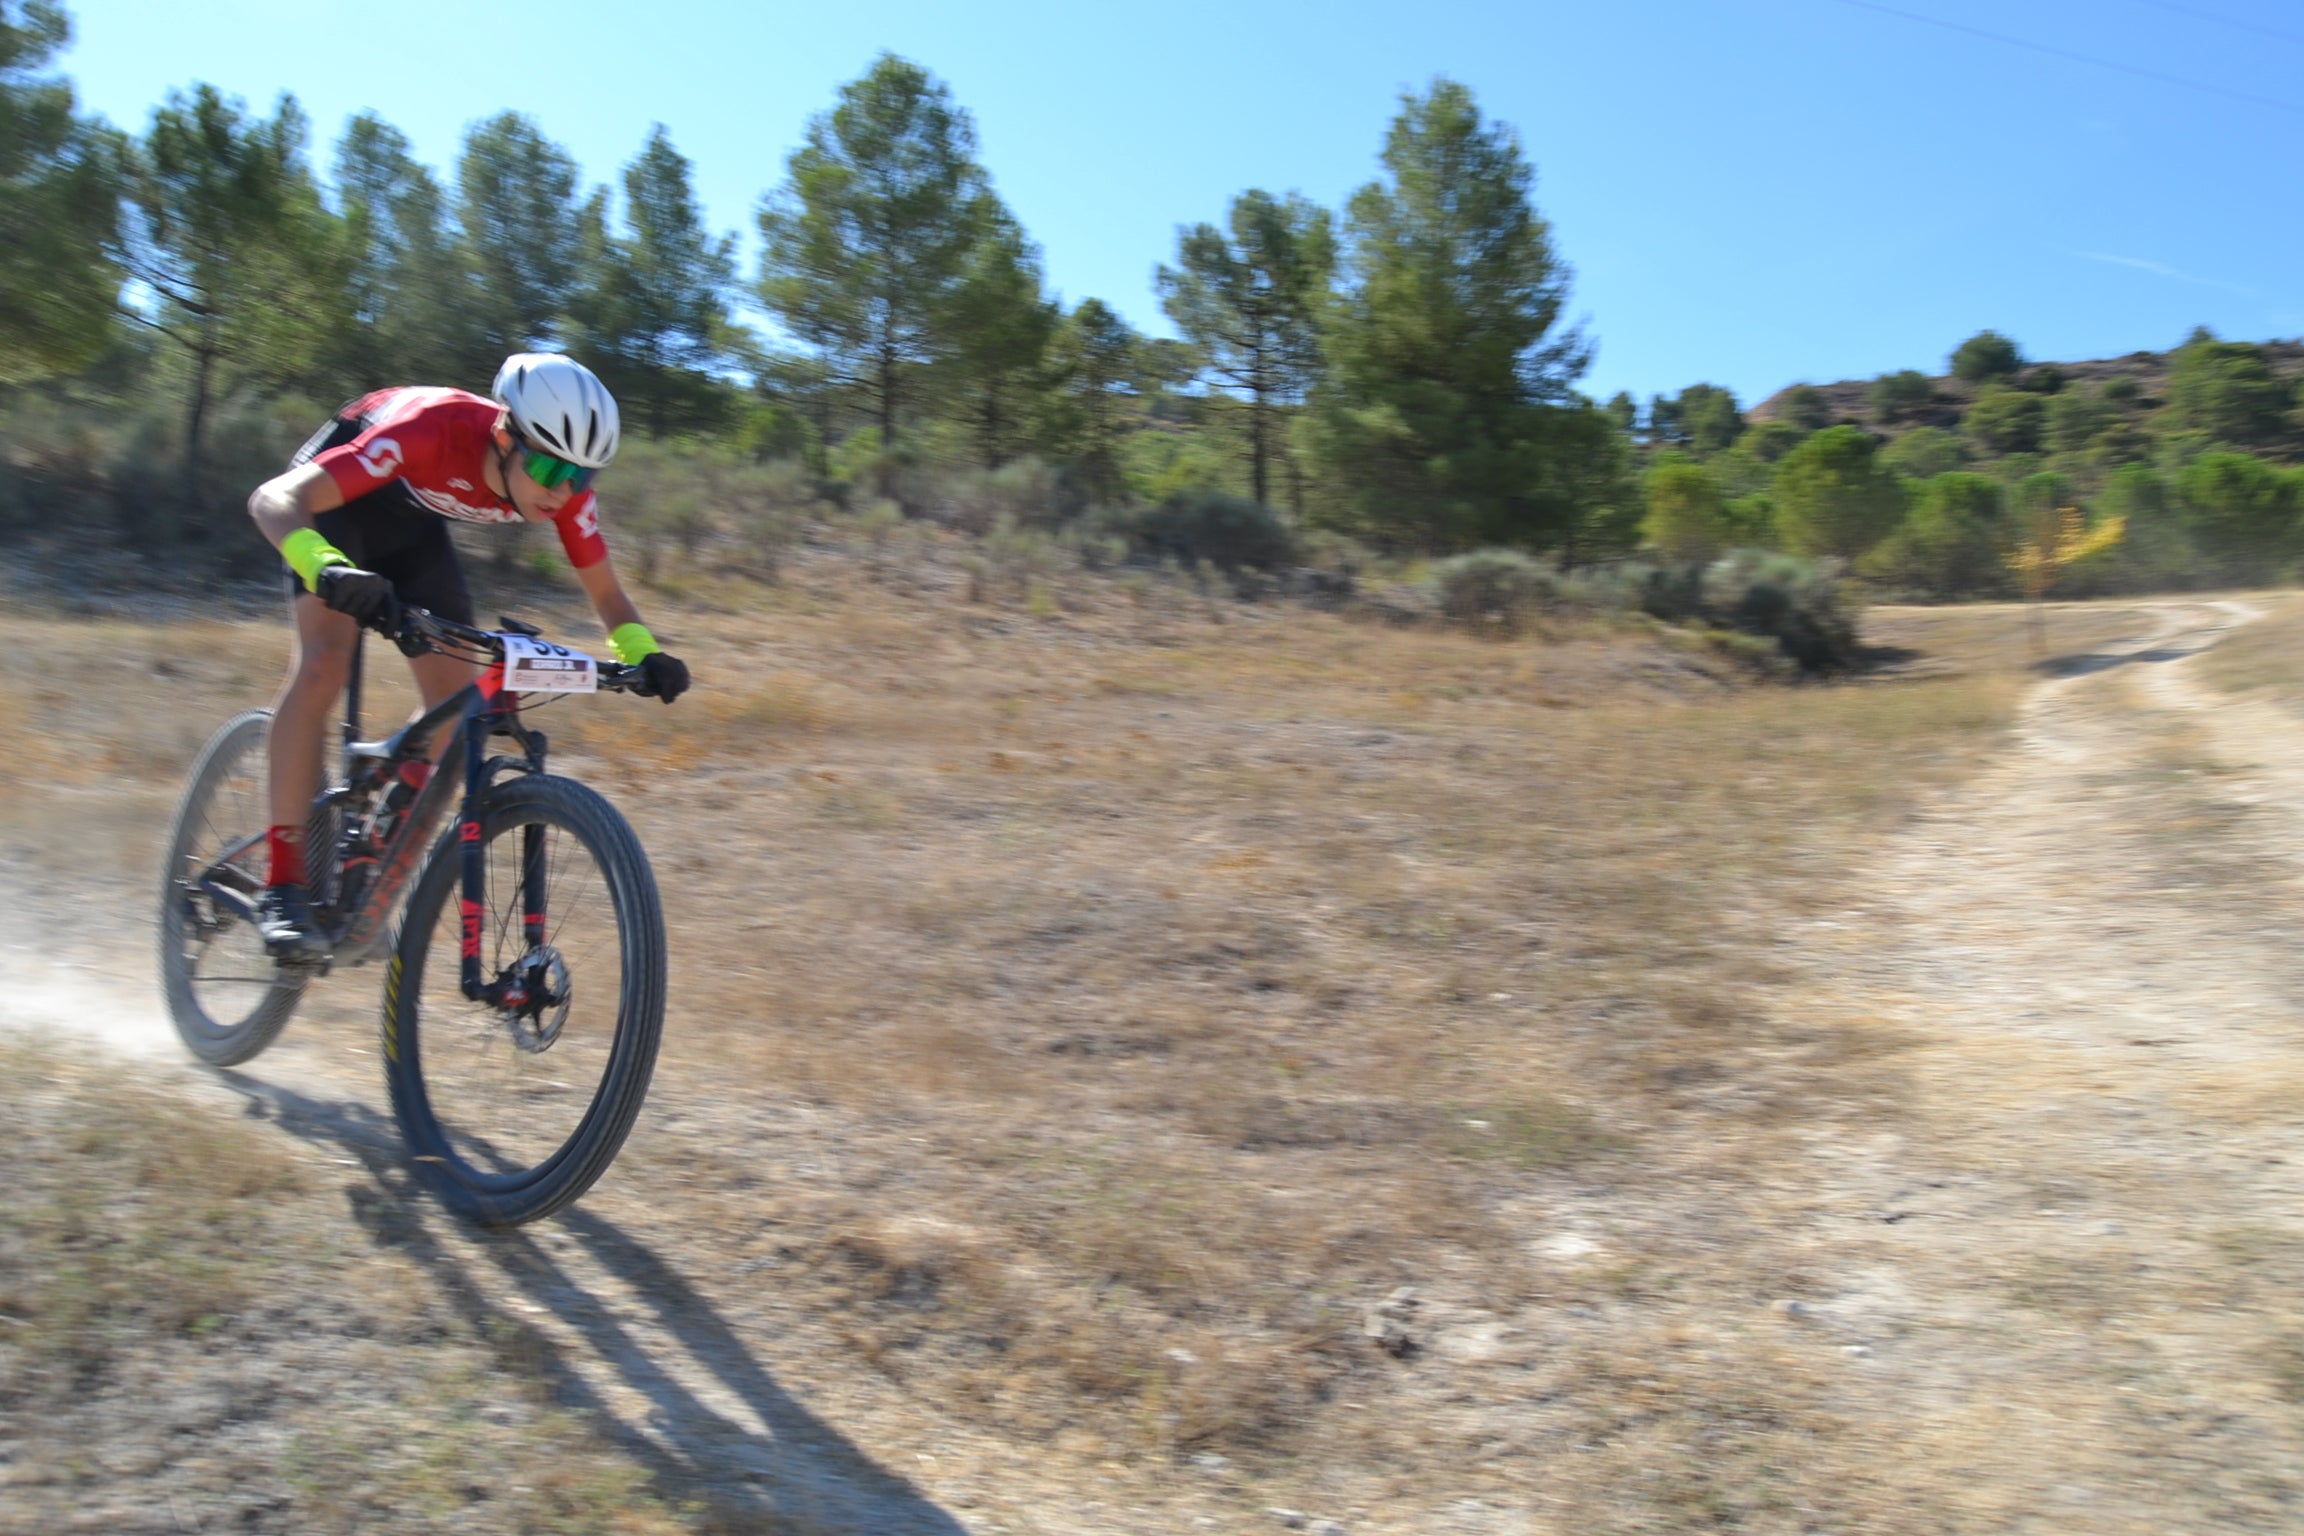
[499, 947, 573, 1053]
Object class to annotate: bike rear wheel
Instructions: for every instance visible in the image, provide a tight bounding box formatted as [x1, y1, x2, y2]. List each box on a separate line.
[383, 773, 666, 1226]
[158, 710, 307, 1065]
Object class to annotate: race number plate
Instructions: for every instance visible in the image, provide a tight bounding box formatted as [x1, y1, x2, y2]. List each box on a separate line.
[498, 634, 598, 694]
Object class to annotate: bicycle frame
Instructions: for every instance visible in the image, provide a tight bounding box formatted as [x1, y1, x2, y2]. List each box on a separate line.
[191, 628, 550, 985]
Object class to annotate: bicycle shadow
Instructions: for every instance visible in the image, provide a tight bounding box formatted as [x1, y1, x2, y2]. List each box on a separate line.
[216, 1071, 971, 1536]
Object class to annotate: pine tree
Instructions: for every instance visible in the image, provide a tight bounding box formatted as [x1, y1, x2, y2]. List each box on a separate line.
[576, 124, 737, 435]
[0, 0, 120, 381]
[456, 112, 581, 355]
[756, 54, 990, 448]
[126, 85, 338, 510]
[1310, 80, 1600, 551]
[1156, 190, 1332, 507]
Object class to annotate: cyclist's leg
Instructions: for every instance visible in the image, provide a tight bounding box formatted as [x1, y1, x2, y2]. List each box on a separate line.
[260, 493, 382, 950]
[256, 592, 358, 952]
[267, 594, 359, 835]
[376, 512, 479, 726]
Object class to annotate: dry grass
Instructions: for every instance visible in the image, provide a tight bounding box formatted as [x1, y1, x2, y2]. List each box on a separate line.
[2195, 591, 2304, 696]
[0, 1038, 687, 1536]
[1, 546, 2173, 1531]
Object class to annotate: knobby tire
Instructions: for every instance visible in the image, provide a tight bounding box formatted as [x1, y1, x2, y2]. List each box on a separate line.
[382, 773, 666, 1227]
[158, 710, 306, 1065]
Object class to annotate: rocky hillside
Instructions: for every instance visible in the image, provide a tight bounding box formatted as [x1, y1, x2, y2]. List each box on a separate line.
[1749, 338, 2304, 435]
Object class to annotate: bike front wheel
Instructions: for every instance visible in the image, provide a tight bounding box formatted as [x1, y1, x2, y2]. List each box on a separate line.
[158, 710, 307, 1065]
[383, 773, 666, 1226]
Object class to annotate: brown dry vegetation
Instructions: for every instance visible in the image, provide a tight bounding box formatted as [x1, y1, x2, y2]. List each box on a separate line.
[0, 540, 2220, 1532]
[0, 1038, 687, 1535]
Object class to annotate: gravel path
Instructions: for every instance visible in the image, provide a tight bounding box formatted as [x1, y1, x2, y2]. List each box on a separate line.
[1776, 599, 2304, 1533]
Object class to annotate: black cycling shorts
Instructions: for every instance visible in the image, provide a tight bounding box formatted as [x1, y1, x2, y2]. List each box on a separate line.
[280, 409, 475, 626]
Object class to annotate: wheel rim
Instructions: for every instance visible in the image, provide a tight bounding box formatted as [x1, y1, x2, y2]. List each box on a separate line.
[408, 809, 630, 1182]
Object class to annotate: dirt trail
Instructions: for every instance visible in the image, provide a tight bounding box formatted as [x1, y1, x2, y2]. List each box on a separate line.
[1779, 598, 2304, 1532]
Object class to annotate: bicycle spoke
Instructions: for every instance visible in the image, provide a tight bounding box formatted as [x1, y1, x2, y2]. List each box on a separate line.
[410, 807, 629, 1178]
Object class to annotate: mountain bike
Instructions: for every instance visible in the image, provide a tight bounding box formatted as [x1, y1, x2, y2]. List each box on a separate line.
[158, 604, 668, 1226]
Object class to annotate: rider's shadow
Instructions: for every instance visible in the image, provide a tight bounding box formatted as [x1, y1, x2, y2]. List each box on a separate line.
[218, 1073, 971, 1536]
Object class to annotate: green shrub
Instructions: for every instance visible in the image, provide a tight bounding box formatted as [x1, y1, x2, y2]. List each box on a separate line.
[1780, 384, 1832, 432]
[1772, 425, 1906, 559]
[1702, 549, 1862, 672]
[2168, 335, 2291, 445]
[2176, 451, 2299, 567]
[2045, 388, 2110, 454]
[1640, 455, 1732, 563]
[600, 439, 821, 583]
[980, 514, 1067, 599]
[1869, 370, 1934, 423]
[1951, 330, 2023, 382]
[1880, 426, 1965, 480]
[1742, 420, 1808, 464]
[932, 457, 1070, 533]
[1654, 383, 1744, 454]
[2087, 416, 2156, 468]
[1120, 489, 1295, 572]
[1432, 548, 1557, 633]
[2099, 464, 2195, 589]
[1860, 473, 2008, 598]
[1963, 385, 2045, 456]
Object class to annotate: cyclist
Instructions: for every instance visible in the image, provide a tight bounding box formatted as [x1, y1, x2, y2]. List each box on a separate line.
[246, 352, 689, 959]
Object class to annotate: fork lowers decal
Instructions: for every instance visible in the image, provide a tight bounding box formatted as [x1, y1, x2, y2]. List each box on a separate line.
[382, 955, 403, 1064]
[460, 897, 482, 960]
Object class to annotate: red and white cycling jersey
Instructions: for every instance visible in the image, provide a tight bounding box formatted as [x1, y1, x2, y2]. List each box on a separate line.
[311, 387, 609, 569]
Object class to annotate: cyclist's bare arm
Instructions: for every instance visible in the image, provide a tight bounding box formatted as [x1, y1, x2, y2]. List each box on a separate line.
[571, 546, 645, 636]
[248, 462, 348, 556]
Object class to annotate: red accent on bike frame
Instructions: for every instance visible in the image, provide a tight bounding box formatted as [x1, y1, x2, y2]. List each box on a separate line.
[477, 660, 506, 700]
[460, 819, 481, 842]
[460, 897, 483, 960]
[396, 759, 432, 790]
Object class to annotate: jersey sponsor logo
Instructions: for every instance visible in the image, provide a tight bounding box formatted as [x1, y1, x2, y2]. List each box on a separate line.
[573, 503, 600, 543]
[447, 477, 473, 491]
[410, 485, 518, 524]
[355, 436, 403, 479]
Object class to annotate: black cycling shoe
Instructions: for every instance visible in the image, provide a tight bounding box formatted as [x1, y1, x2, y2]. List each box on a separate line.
[254, 882, 330, 964]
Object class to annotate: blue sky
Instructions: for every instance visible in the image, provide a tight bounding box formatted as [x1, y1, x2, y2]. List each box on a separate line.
[58, 0, 2304, 408]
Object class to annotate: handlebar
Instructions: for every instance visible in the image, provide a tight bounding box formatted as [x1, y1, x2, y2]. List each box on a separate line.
[367, 603, 648, 694]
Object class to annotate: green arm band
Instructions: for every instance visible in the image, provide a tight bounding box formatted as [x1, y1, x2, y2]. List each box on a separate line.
[281, 527, 352, 592]
[607, 622, 662, 665]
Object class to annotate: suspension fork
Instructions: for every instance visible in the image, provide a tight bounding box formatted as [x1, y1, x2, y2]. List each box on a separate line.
[455, 692, 551, 1004]
[521, 823, 548, 950]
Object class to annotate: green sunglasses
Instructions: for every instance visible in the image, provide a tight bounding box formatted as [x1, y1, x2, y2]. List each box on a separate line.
[520, 443, 597, 493]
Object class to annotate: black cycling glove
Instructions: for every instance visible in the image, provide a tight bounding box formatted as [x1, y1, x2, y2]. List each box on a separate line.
[315, 565, 401, 629]
[632, 651, 690, 704]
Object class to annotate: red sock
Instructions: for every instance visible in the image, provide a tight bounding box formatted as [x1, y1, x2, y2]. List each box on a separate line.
[267, 826, 306, 888]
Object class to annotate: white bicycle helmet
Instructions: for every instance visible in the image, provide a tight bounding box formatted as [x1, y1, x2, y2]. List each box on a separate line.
[492, 353, 621, 468]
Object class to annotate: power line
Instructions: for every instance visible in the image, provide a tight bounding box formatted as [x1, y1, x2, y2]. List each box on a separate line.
[1824, 0, 2304, 117]
[2127, 0, 2304, 51]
